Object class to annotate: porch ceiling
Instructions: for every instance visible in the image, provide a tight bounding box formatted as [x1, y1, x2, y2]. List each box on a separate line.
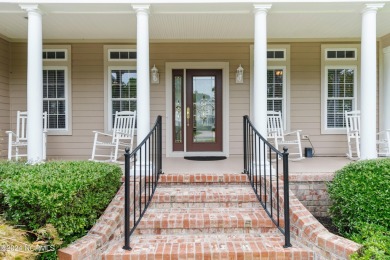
[0, 1, 389, 41]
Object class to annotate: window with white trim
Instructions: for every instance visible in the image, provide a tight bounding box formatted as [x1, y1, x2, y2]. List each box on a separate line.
[321, 45, 359, 134]
[109, 68, 137, 127]
[43, 46, 72, 134]
[267, 68, 285, 116]
[104, 45, 137, 131]
[326, 67, 356, 128]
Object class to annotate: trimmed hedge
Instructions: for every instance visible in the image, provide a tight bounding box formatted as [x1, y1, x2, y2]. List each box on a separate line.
[328, 158, 390, 235]
[0, 161, 122, 246]
[328, 158, 390, 259]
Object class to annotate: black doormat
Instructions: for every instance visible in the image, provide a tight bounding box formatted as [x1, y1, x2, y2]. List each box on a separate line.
[184, 156, 227, 161]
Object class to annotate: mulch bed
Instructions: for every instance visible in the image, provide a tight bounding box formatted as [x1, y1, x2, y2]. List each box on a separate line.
[316, 216, 342, 236]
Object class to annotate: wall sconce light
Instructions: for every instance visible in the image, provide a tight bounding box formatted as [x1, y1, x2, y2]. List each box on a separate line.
[151, 64, 159, 84]
[236, 64, 244, 84]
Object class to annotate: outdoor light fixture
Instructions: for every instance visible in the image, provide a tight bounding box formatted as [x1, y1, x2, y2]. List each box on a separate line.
[236, 64, 244, 84]
[151, 64, 159, 84]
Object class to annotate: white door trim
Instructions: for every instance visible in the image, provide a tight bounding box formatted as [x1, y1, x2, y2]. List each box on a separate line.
[165, 62, 230, 157]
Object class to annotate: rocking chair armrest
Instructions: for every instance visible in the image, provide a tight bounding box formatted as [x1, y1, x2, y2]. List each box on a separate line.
[6, 131, 17, 137]
[284, 130, 302, 136]
[92, 130, 112, 137]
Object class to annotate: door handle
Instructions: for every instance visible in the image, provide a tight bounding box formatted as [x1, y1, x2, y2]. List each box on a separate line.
[186, 107, 190, 127]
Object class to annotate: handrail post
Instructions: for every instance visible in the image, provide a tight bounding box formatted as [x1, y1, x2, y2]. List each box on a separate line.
[123, 147, 131, 250]
[243, 116, 247, 174]
[158, 116, 162, 175]
[282, 147, 292, 248]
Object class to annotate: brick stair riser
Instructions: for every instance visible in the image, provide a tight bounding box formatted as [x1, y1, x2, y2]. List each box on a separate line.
[149, 201, 261, 209]
[134, 227, 279, 236]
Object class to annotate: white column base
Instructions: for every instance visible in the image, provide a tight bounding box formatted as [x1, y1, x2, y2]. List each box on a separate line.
[250, 161, 277, 176]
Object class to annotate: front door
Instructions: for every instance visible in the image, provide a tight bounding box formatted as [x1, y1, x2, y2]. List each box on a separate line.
[172, 69, 223, 152]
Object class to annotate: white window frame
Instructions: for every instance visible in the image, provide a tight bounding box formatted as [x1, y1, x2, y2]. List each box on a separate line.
[107, 66, 137, 130]
[104, 45, 137, 133]
[321, 44, 360, 134]
[108, 49, 137, 61]
[267, 66, 287, 128]
[267, 49, 286, 61]
[43, 45, 72, 135]
[325, 48, 357, 61]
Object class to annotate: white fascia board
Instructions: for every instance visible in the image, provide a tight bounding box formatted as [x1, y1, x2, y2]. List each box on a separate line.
[1, 0, 388, 3]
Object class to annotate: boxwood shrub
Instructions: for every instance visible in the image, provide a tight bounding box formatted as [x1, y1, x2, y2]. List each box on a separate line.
[328, 158, 390, 259]
[328, 158, 390, 235]
[0, 161, 122, 246]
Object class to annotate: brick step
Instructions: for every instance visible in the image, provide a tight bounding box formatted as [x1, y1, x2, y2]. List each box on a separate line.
[102, 234, 313, 259]
[159, 173, 249, 184]
[150, 185, 259, 204]
[133, 207, 278, 231]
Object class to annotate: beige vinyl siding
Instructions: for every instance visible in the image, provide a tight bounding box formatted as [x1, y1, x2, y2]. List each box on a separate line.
[381, 33, 390, 48]
[0, 38, 10, 158]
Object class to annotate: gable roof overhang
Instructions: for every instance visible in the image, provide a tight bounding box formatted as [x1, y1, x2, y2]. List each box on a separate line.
[0, 1, 389, 42]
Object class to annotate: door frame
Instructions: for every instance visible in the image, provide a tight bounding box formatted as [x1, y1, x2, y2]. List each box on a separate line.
[165, 62, 230, 157]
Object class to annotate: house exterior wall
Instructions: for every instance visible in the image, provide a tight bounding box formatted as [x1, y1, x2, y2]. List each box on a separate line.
[8, 41, 375, 159]
[0, 38, 10, 158]
[381, 34, 390, 48]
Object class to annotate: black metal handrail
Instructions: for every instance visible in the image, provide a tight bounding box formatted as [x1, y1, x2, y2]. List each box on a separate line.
[123, 116, 163, 250]
[243, 115, 291, 248]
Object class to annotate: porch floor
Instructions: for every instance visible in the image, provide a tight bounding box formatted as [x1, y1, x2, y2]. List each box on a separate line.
[162, 156, 351, 176]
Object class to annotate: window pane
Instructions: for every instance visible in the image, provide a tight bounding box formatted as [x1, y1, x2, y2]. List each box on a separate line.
[58, 115, 66, 128]
[110, 52, 119, 59]
[58, 100, 66, 114]
[267, 51, 274, 59]
[327, 51, 336, 58]
[346, 51, 355, 58]
[48, 115, 58, 128]
[56, 51, 65, 59]
[112, 101, 120, 114]
[275, 51, 284, 59]
[121, 100, 130, 111]
[120, 52, 128, 59]
[47, 52, 55, 59]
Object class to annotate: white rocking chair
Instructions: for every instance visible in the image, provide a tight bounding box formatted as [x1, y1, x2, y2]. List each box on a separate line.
[345, 110, 361, 160]
[377, 130, 390, 157]
[6, 111, 48, 161]
[90, 110, 136, 162]
[267, 111, 304, 161]
[345, 110, 389, 160]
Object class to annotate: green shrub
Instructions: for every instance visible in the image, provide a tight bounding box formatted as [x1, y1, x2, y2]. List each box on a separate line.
[328, 158, 390, 235]
[0, 161, 122, 246]
[350, 223, 390, 260]
[328, 158, 390, 259]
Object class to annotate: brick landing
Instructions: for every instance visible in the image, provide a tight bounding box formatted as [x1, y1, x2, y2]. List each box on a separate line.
[101, 173, 313, 259]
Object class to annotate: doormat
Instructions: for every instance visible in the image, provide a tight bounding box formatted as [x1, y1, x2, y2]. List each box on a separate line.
[184, 156, 227, 161]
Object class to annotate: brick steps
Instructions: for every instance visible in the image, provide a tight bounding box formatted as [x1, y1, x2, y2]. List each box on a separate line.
[103, 234, 312, 259]
[102, 173, 313, 259]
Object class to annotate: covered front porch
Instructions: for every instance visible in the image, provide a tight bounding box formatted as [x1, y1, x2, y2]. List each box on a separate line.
[1, 1, 390, 163]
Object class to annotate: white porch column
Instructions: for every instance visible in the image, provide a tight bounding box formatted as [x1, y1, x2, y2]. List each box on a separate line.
[253, 4, 271, 137]
[133, 5, 150, 145]
[20, 4, 43, 162]
[360, 3, 384, 159]
[383, 46, 390, 131]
